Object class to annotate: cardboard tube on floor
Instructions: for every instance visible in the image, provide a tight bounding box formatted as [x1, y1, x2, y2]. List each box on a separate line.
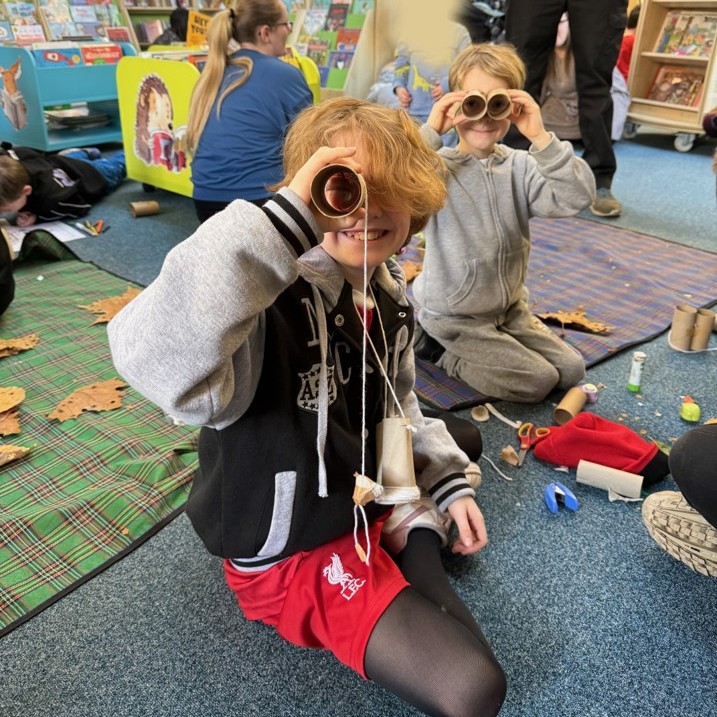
[576, 460, 644, 498]
[130, 200, 160, 217]
[690, 308, 716, 350]
[670, 303, 697, 350]
[553, 386, 587, 425]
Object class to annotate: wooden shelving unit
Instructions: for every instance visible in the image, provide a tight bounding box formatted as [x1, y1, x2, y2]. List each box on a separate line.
[626, 0, 717, 151]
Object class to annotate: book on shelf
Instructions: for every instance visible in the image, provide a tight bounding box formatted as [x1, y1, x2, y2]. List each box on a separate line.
[646, 64, 704, 107]
[32, 42, 84, 66]
[0, 21, 14, 41]
[653, 11, 717, 58]
[324, 3, 347, 31]
[80, 41, 123, 64]
[134, 18, 165, 43]
[5, 1, 47, 42]
[106, 24, 132, 42]
[327, 48, 352, 70]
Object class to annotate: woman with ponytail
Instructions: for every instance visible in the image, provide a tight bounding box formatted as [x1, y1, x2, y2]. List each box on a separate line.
[186, 0, 313, 222]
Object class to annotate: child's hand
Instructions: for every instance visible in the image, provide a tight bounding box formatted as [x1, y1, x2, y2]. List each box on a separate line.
[288, 146, 366, 233]
[16, 211, 37, 228]
[394, 86, 412, 108]
[447, 496, 488, 556]
[426, 90, 466, 137]
[507, 89, 552, 151]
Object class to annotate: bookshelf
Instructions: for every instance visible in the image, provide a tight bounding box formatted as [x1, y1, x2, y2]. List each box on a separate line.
[121, 0, 221, 48]
[0, 42, 136, 151]
[626, 0, 717, 151]
[0, 0, 140, 50]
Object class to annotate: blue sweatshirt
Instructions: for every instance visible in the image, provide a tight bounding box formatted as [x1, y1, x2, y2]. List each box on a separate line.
[191, 50, 313, 202]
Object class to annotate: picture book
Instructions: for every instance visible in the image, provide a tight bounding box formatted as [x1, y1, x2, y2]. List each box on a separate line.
[676, 14, 717, 58]
[300, 8, 327, 38]
[5, 1, 40, 25]
[647, 65, 704, 107]
[69, 4, 98, 23]
[327, 48, 352, 70]
[11, 23, 47, 43]
[32, 44, 83, 66]
[0, 21, 15, 41]
[80, 41, 122, 64]
[106, 24, 132, 42]
[336, 26, 359, 46]
[350, 0, 372, 13]
[324, 3, 347, 31]
[653, 10, 691, 53]
[307, 37, 329, 67]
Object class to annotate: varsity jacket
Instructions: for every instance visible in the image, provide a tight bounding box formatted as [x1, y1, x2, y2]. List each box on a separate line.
[108, 188, 474, 565]
[5, 146, 107, 221]
[413, 127, 596, 319]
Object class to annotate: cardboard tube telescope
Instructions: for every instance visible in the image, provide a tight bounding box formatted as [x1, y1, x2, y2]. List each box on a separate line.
[310, 165, 367, 218]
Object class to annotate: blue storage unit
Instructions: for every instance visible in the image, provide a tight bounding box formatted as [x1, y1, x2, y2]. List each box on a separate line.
[0, 42, 136, 151]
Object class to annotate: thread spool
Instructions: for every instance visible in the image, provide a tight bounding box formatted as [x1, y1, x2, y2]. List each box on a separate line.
[130, 200, 160, 218]
[310, 165, 366, 218]
[553, 386, 587, 425]
[576, 460, 644, 498]
[690, 308, 716, 350]
[670, 303, 697, 350]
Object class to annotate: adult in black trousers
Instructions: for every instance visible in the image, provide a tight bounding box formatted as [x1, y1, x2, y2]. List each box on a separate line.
[504, 0, 628, 217]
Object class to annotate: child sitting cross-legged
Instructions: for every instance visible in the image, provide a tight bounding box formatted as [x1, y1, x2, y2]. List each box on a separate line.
[413, 42, 596, 403]
[108, 97, 506, 716]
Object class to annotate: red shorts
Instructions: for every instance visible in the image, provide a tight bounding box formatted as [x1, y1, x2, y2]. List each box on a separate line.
[223, 517, 408, 678]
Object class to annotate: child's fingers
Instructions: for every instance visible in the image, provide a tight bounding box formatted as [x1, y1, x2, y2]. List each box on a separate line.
[288, 146, 360, 206]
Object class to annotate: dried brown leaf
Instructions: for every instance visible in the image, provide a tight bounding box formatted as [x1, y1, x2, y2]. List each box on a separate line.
[0, 333, 39, 358]
[0, 444, 30, 467]
[78, 287, 142, 324]
[0, 386, 25, 413]
[537, 308, 611, 335]
[48, 379, 128, 422]
[0, 408, 20, 436]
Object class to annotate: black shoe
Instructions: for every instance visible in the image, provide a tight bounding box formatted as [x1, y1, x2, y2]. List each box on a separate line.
[414, 325, 445, 363]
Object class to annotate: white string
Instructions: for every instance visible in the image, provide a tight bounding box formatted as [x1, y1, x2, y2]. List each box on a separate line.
[480, 453, 514, 481]
[667, 331, 717, 353]
[357, 290, 406, 421]
[355, 194, 372, 565]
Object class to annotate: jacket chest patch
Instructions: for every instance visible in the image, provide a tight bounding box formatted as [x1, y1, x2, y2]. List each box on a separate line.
[297, 362, 337, 412]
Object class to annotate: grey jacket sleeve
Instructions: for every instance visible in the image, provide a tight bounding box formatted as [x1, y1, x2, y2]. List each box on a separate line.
[107, 188, 322, 429]
[524, 133, 596, 216]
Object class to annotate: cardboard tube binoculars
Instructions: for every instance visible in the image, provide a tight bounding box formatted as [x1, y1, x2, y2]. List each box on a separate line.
[310, 165, 366, 218]
[458, 89, 513, 121]
[670, 303, 716, 351]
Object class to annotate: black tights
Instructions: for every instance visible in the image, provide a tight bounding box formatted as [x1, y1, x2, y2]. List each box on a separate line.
[365, 530, 507, 717]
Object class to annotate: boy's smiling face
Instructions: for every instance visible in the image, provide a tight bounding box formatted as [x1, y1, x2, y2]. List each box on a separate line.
[455, 67, 512, 158]
[319, 133, 411, 290]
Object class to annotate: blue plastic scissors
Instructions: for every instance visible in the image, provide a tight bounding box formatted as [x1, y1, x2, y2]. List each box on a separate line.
[516, 422, 551, 467]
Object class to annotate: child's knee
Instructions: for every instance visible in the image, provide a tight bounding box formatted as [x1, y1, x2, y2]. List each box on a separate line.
[557, 351, 587, 388]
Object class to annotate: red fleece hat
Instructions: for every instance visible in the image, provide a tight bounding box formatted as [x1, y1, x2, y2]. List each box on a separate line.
[533, 413, 658, 474]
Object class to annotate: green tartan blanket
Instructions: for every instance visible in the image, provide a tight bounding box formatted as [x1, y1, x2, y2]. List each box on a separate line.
[0, 247, 198, 637]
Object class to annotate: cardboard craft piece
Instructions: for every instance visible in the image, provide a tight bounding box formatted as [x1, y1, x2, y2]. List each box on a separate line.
[0, 408, 21, 436]
[48, 379, 128, 422]
[536, 308, 612, 335]
[79, 287, 142, 324]
[0, 386, 25, 413]
[0, 444, 31, 467]
[0, 333, 40, 358]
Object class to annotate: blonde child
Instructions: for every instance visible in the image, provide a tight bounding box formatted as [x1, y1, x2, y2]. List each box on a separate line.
[413, 42, 595, 403]
[108, 98, 506, 716]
